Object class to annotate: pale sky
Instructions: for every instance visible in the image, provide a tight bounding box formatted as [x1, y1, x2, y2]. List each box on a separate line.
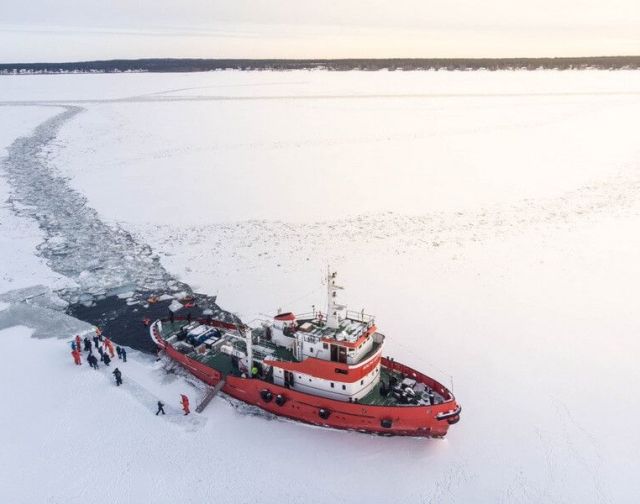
[1, 0, 639, 62]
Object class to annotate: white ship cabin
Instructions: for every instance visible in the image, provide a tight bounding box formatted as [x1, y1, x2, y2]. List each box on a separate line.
[263, 269, 386, 402]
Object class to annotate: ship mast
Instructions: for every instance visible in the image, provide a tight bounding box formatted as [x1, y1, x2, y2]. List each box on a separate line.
[326, 267, 345, 329]
[243, 326, 253, 378]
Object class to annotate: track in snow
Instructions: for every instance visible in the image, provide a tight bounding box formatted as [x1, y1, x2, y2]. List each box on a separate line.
[0, 105, 237, 335]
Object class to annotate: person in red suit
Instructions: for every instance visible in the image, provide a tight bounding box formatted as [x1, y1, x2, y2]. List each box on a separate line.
[180, 394, 190, 415]
[104, 337, 115, 358]
[71, 349, 82, 365]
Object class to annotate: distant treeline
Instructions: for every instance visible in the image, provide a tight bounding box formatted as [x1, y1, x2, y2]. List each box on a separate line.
[2, 57, 640, 74]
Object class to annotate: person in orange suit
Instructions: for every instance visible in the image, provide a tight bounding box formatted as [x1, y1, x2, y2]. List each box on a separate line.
[180, 394, 190, 415]
[75, 335, 82, 353]
[104, 337, 115, 358]
[71, 349, 82, 365]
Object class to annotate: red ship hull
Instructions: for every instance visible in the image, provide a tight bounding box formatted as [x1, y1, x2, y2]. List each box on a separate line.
[151, 321, 461, 437]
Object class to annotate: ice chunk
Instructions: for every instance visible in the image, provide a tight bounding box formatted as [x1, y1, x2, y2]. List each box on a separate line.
[0, 303, 93, 340]
[168, 300, 184, 312]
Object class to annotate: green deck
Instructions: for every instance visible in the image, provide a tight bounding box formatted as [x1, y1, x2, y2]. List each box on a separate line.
[359, 367, 401, 406]
[161, 320, 238, 377]
[196, 351, 238, 377]
[160, 320, 298, 378]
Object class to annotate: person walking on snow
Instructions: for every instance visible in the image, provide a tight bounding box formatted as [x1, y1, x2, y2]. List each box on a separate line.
[180, 394, 190, 415]
[98, 346, 104, 360]
[116, 346, 122, 359]
[156, 401, 166, 415]
[103, 353, 111, 366]
[71, 349, 82, 365]
[112, 368, 122, 386]
[104, 337, 115, 358]
[121, 348, 127, 362]
[87, 353, 99, 369]
[75, 335, 82, 353]
[83, 337, 91, 352]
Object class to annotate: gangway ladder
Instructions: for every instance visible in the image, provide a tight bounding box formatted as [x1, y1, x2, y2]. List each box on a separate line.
[195, 379, 226, 413]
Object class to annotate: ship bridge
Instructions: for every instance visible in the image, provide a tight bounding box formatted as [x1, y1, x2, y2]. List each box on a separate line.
[260, 269, 387, 402]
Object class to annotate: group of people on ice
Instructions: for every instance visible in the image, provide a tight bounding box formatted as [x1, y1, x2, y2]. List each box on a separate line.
[70, 328, 127, 386]
[70, 328, 190, 416]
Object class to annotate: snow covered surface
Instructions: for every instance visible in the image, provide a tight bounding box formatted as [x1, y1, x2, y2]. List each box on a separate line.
[46, 70, 640, 223]
[1, 70, 640, 502]
[0, 107, 71, 293]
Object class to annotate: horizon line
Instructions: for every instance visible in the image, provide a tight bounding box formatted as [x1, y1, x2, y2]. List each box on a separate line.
[3, 55, 640, 66]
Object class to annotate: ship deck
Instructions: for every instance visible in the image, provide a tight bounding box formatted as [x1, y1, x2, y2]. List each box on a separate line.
[295, 314, 373, 344]
[158, 320, 444, 407]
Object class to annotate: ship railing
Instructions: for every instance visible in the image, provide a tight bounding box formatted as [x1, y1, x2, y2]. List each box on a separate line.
[382, 357, 455, 402]
[345, 310, 375, 324]
[293, 311, 315, 320]
[255, 338, 279, 351]
[149, 320, 165, 348]
[294, 310, 375, 325]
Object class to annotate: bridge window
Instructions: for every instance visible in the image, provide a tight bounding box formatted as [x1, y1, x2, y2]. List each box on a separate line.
[335, 368, 348, 375]
[342, 385, 346, 390]
[330, 382, 334, 388]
